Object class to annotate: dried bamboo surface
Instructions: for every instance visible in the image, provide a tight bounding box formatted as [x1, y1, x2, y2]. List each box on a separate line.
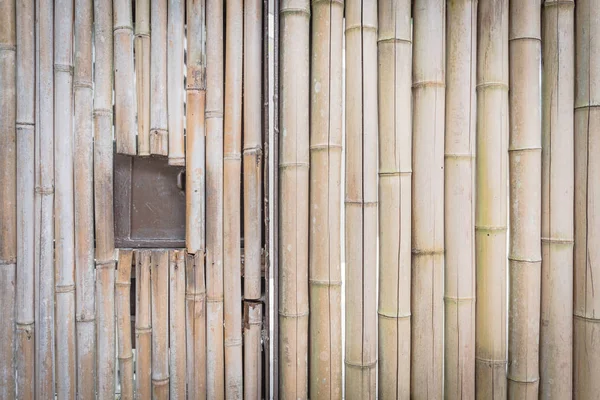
[135, 0, 151, 155]
[135, 250, 152, 399]
[377, 0, 412, 398]
[186, 251, 207, 399]
[150, 0, 168, 155]
[167, 0, 185, 165]
[508, 1, 542, 398]
[116, 250, 134, 400]
[345, 1, 378, 398]
[444, 1, 476, 398]
[540, 1, 574, 398]
[279, 0, 310, 398]
[170, 250, 187, 399]
[244, 302, 262, 400]
[151, 250, 170, 399]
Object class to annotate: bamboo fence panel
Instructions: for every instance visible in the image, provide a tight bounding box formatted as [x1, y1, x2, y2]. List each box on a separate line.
[135, 0, 151, 155]
[444, 1, 476, 398]
[170, 250, 187, 399]
[150, 0, 168, 155]
[167, 0, 185, 165]
[151, 250, 170, 399]
[244, 302, 262, 400]
[309, 0, 343, 398]
[186, 251, 207, 399]
[279, 0, 310, 398]
[116, 250, 134, 400]
[540, 1, 574, 398]
[135, 250, 152, 399]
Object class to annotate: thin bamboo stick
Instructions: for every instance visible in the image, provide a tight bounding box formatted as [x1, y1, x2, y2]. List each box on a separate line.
[116, 251, 134, 400]
[185, 251, 207, 399]
[135, 250, 152, 399]
[170, 250, 187, 399]
[244, 302, 262, 400]
[279, 0, 310, 398]
[151, 250, 169, 399]
[150, 0, 168, 156]
[476, 0, 509, 397]
[377, 0, 412, 398]
[167, 0, 184, 165]
[309, 0, 343, 398]
[135, 0, 151, 155]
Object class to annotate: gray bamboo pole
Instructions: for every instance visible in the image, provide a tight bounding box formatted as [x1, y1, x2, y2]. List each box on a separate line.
[377, 0, 412, 397]
[444, 1, 476, 398]
[151, 250, 170, 399]
[135, 250, 152, 399]
[279, 0, 310, 398]
[135, 0, 151, 155]
[476, 0, 509, 397]
[150, 0, 168, 155]
[170, 250, 187, 399]
[508, 1, 542, 398]
[345, 1, 378, 398]
[116, 250, 134, 400]
[167, 0, 185, 165]
[186, 251, 207, 399]
[540, 1, 574, 398]
[244, 302, 262, 400]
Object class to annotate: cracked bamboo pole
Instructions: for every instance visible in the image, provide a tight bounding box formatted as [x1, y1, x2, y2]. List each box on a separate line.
[309, 0, 343, 398]
[574, 1, 600, 397]
[476, 0, 509, 397]
[279, 0, 310, 398]
[170, 250, 187, 399]
[167, 0, 185, 165]
[135, 0, 151, 155]
[540, 1, 574, 398]
[151, 250, 170, 399]
[244, 302, 262, 400]
[444, 1, 476, 398]
[508, 1, 542, 398]
[116, 250, 134, 400]
[186, 251, 207, 399]
[150, 0, 168, 155]
[135, 250, 152, 399]
[411, 1, 445, 397]
[345, 1, 378, 398]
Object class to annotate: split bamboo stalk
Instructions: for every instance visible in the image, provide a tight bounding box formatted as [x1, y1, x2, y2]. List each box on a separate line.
[114, 0, 137, 154]
[94, 0, 117, 396]
[476, 0, 509, 397]
[244, 302, 262, 400]
[135, 250, 152, 399]
[279, 0, 310, 398]
[116, 251, 134, 400]
[150, 0, 168, 155]
[224, 0, 244, 397]
[444, 1, 476, 398]
[574, 1, 600, 397]
[205, 0, 226, 397]
[377, 0, 412, 397]
[135, 0, 151, 155]
[507, 1, 542, 398]
[185, 251, 207, 399]
[151, 250, 170, 399]
[345, 1, 378, 398]
[167, 0, 185, 165]
[170, 250, 187, 399]
[309, 0, 343, 398]
[411, 1, 445, 397]
[54, 0, 77, 396]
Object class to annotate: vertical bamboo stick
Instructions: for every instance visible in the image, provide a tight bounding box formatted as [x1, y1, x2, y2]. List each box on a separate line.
[116, 251, 134, 400]
[135, 0, 151, 155]
[476, 0, 509, 397]
[167, 0, 185, 165]
[150, 0, 168, 156]
[135, 250, 152, 399]
[206, 0, 226, 397]
[345, 1, 378, 398]
[244, 302, 262, 400]
[170, 250, 187, 399]
[185, 251, 207, 399]
[224, 0, 244, 397]
[151, 250, 169, 399]
[377, 0, 412, 397]
[279, 0, 310, 398]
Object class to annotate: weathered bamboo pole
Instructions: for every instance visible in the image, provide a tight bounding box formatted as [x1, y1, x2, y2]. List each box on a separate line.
[116, 250, 134, 400]
[151, 250, 170, 399]
[186, 251, 207, 399]
[224, 0, 244, 397]
[279, 0, 310, 398]
[244, 302, 262, 400]
[135, 250, 152, 399]
[345, 1, 378, 398]
[507, 1, 542, 398]
[205, 0, 226, 396]
[170, 250, 187, 399]
[574, 1, 600, 397]
[167, 0, 185, 165]
[135, 0, 151, 155]
[377, 0, 412, 398]
[444, 1, 476, 398]
[150, 0, 168, 155]
[476, 0, 509, 397]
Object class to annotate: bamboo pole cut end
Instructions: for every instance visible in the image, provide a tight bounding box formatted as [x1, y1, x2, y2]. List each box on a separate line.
[168, 157, 185, 166]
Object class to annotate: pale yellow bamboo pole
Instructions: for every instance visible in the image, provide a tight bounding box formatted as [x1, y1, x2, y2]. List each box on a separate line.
[135, 250, 152, 399]
[150, 0, 168, 155]
[475, 0, 509, 397]
[444, 1, 476, 398]
[279, 0, 310, 398]
[377, 0, 412, 397]
[574, 1, 600, 397]
[116, 250, 133, 400]
[345, 1, 378, 398]
[167, 0, 185, 165]
[244, 302, 262, 400]
[185, 251, 207, 399]
[224, 0, 244, 397]
[170, 250, 187, 399]
[205, 0, 225, 396]
[507, 1, 542, 398]
[135, 0, 151, 155]
[151, 250, 169, 399]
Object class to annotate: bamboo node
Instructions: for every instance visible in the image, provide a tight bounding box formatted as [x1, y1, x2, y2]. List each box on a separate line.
[74, 80, 93, 90]
[345, 24, 378, 34]
[412, 80, 445, 89]
[278, 310, 309, 318]
[310, 143, 342, 151]
[55, 284, 75, 293]
[344, 200, 377, 207]
[475, 357, 508, 367]
[135, 327, 152, 334]
[344, 359, 377, 369]
[168, 156, 185, 166]
[76, 315, 96, 323]
[508, 36, 541, 43]
[35, 185, 54, 195]
[185, 293, 206, 301]
[0, 43, 16, 51]
[541, 237, 574, 245]
[224, 152, 242, 161]
[152, 377, 170, 386]
[508, 146, 542, 153]
[16, 122, 35, 129]
[206, 297, 224, 303]
[507, 256, 542, 264]
[93, 108, 113, 117]
[377, 37, 412, 45]
[573, 313, 600, 323]
[54, 63, 74, 74]
[117, 354, 134, 361]
[412, 249, 444, 256]
[243, 146, 263, 155]
[475, 225, 507, 232]
[378, 170, 412, 177]
[444, 153, 475, 160]
[543, 0, 574, 7]
[506, 375, 540, 384]
[476, 82, 509, 91]
[206, 110, 223, 119]
[0, 259, 16, 266]
[443, 296, 476, 304]
[115, 281, 131, 288]
[575, 104, 600, 110]
[113, 25, 134, 32]
[224, 338, 243, 347]
[96, 259, 117, 267]
[311, 0, 344, 6]
[279, 6, 310, 17]
[377, 310, 411, 320]
[308, 279, 342, 287]
[279, 162, 309, 169]
[135, 31, 150, 38]
[15, 322, 35, 331]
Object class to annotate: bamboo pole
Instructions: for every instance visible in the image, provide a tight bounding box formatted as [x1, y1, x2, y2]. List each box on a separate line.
[167, 0, 185, 165]
[135, 0, 151, 155]
[170, 250, 187, 399]
[377, 0, 412, 398]
[185, 251, 207, 399]
[150, 0, 168, 156]
[476, 0, 509, 397]
[116, 250, 134, 400]
[205, 0, 225, 397]
[135, 250, 152, 399]
[345, 1, 378, 398]
[244, 302, 262, 400]
[224, 0, 244, 397]
[151, 250, 169, 399]
[279, 0, 310, 398]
